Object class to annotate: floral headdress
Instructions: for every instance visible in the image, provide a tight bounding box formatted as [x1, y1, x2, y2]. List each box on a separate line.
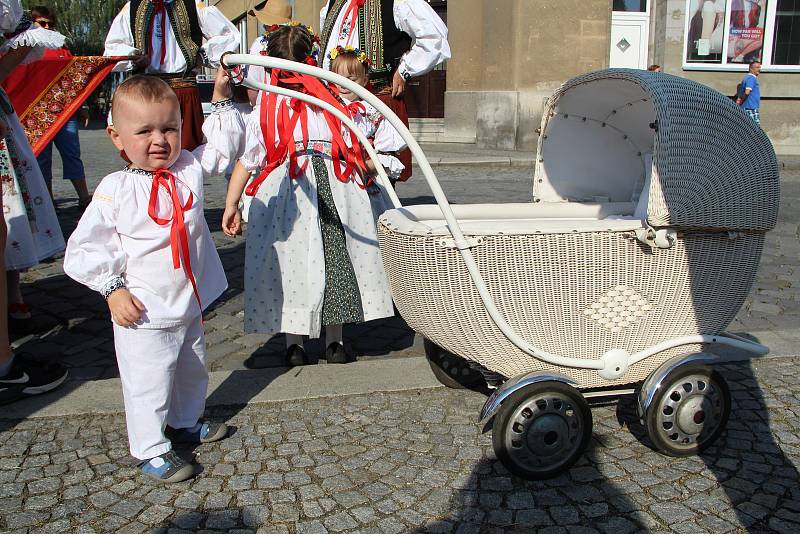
[328, 45, 371, 69]
[262, 21, 322, 66]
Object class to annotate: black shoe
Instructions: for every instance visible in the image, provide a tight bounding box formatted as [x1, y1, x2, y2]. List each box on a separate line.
[325, 342, 349, 364]
[0, 358, 68, 405]
[286, 344, 307, 367]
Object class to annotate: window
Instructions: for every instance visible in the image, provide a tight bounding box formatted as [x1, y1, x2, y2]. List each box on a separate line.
[614, 0, 648, 11]
[684, 0, 800, 70]
[772, 0, 800, 64]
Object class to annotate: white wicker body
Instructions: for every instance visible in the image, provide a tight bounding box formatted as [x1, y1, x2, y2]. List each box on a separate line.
[379, 69, 778, 388]
[379, 223, 763, 388]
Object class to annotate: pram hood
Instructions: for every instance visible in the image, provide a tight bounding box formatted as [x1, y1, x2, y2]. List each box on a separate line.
[533, 69, 779, 231]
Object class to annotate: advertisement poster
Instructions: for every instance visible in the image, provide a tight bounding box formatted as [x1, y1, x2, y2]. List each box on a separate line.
[728, 0, 768, 63]
[686, 0, 727, 63]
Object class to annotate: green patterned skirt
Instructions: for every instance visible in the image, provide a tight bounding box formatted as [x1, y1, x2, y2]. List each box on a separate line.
[313, 156, 365, 326]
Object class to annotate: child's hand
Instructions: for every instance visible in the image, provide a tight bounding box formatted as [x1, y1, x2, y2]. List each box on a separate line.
[222, 205, 242, 237]
[212, 67, 233, 102]
[107, 289, 145, 327]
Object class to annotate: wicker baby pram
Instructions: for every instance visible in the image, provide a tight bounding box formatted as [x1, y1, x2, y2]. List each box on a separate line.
[224, 56, 778, 479]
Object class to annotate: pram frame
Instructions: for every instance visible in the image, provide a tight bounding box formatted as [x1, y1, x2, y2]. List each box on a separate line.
[222, 54, 768, 382]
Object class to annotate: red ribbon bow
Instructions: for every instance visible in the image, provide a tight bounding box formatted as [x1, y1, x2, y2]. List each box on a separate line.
[346, 101, 365, 117]
[148, 0, 168, 67]
[147, 169, 201, 311]
[245, 69, 370, 197]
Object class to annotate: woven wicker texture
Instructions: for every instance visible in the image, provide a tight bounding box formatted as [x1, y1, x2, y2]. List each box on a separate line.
[379, 224, 764, 388]
[535, 69, 779, 231]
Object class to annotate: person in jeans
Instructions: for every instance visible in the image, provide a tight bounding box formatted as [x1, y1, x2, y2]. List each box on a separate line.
[30, 6, 91, 209]
[736, 60, 762, 126]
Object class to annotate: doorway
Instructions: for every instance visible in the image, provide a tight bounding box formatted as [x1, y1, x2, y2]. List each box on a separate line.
[609, 0, 651, 69]
[405, 0, 447, 118]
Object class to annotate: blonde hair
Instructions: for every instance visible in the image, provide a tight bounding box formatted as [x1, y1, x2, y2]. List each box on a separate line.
[111, 75, 178, 118]
[330, 53, 368, 81]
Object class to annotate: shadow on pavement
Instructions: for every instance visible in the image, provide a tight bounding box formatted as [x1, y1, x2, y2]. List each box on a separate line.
[617, 353, 800, 532]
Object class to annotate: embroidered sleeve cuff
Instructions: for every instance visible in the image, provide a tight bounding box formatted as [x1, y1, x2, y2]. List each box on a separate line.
[211, 98, 234, 112]
[100, 276, 126, 300]
[398, 66, 412, 81]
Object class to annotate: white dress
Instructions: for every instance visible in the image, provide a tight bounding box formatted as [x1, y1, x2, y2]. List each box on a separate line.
[240, 96, 394, 337]
[104, 1, 240, 73]
[0, 5, 67, 270]
[64, 105, 244, 327]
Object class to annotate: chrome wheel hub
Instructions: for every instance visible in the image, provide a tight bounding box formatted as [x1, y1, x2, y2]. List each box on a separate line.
[504, 394, 584, 470]
[655, 373, 723, 450]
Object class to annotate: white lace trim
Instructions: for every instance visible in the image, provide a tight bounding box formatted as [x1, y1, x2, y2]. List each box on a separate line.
[0, 28, 66, 64]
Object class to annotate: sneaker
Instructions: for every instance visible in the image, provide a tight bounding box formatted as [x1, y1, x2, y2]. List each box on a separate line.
[286, 344, 307, 367]
[0, 358, 68, 405]
[166, 420, 229, 444]
[325, 342, 350, 364]
[139, 450, 195, 483]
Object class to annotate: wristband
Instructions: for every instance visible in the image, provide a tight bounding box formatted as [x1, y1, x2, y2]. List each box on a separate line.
[211, 98, 234, 112]
[101, 276, 127, 300]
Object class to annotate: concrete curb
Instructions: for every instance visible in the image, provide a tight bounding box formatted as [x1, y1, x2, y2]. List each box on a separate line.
[3, 357, 443, 419]
[5, 331, 797, 420]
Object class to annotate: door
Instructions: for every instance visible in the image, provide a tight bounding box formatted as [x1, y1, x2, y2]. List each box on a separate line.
[405, 0, 446, 118]
[610, 0, 651, 69]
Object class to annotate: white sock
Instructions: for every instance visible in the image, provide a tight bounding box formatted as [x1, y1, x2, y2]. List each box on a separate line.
[325, 324, 343, 347]
[285, 333, 304, 348]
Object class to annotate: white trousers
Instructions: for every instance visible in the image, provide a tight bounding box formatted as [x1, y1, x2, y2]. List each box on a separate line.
[113, 317, 208, 460]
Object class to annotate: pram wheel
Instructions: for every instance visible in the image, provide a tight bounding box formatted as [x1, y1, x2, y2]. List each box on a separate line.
[492, 381, 592, 480]
[424, 339, 485, 389]
[644, 364, 730, 456]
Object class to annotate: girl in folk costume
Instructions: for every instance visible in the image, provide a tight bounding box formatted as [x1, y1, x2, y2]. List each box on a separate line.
[104, 0, 240, 150]
[221, 24, 394, 366]
[329, 45, 406, 189]
[319, 0, 450, 183]
[0, 8, 68, 334]
[64, 72, 244, 483]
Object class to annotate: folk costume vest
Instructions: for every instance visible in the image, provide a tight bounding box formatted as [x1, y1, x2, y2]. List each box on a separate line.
[321, 0, 412, 89]
[129, 0, 203, 74]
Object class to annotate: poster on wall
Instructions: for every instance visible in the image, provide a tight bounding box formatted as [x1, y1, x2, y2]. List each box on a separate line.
[727, 0, 768, 63]
[686, 0, 727, 63]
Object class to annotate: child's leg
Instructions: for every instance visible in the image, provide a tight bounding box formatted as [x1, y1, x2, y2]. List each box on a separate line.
[285, 333, 305, 348]
[325, 324, 350, 364]
[166, 316, 208, 430]
[285, 333, 307, 366]
[113, 324, 180, 461]
[325, 324, 343, 346]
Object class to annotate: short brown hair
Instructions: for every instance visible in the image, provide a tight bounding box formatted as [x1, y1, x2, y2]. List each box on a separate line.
[30, 6, 56, 26]
[647, 64, 661, 71]
[111, 75, 178, 118]
[330, 52, 368, 79]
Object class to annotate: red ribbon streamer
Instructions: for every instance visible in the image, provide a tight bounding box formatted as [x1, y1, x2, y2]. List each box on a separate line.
[245, 68, 371, 197]
[148, 169, 201, 311]
[340, 0, 366, 48]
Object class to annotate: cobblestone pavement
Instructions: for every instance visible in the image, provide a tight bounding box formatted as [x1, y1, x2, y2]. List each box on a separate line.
[15, 129, 800, 381]
[1, 357, 799, 533]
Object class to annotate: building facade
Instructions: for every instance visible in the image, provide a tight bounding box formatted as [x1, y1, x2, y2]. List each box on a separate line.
[213, 0, 799, 154]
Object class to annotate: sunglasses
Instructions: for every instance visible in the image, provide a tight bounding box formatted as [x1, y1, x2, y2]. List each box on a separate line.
[35, 19, 54, 28]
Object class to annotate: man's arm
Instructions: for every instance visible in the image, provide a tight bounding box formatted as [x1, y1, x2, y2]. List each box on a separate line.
[104, 3, 144, 72]
[391, 0, 451, 98]
[196, 3, 241, 67]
